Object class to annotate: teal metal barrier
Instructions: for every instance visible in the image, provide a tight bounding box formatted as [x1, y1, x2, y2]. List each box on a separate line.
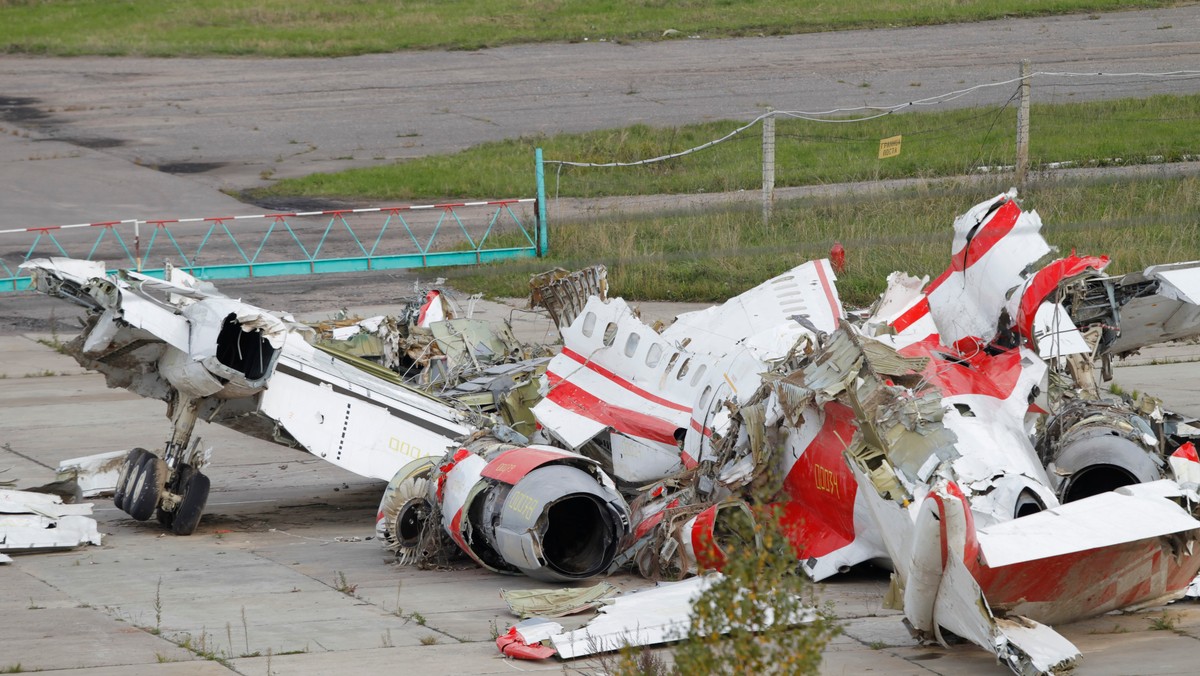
[1, 196, 541, 293]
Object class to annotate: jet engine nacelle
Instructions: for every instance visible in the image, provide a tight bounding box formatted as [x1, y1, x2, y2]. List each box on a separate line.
[1039, 403, 1166, 503]
[422, 445, 630, 582]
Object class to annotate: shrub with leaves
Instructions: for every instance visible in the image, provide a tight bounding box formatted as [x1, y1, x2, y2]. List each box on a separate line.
[672, 502, 840, 675]
[606, 502, 840, 675]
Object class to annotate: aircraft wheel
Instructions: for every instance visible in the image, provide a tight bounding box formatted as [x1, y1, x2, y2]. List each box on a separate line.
[170, 467, 210, 536]
[127, 454, 166, 521]
[114, 448, 150, 512]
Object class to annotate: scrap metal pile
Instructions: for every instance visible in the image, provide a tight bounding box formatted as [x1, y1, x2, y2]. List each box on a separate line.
[18, 191, 1200, 673]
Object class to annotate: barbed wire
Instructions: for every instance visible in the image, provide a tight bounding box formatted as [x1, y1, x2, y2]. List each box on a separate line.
[545, 70, 1200, 169]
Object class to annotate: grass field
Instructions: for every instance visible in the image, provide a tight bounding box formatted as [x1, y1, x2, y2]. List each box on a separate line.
[248, 94, 1200, 202]
[443, 174, 1200, 307]
[0, 1, 1177, 56]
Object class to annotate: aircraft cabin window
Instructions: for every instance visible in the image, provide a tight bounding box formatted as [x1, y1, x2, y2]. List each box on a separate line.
[624, 332, 640, 358]
[677, 358, 691, 380]
[602, 322, 618, 347]
[646, 344, 663, 368]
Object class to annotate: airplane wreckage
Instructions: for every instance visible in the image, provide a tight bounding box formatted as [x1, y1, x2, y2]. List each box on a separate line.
[17, 190, 1200, 673]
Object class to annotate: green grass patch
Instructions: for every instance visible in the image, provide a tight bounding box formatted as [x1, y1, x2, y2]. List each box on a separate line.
[443, 174, 1200, 307]
[0, 1, 1178, 57]
[250, 94, 1200, 202]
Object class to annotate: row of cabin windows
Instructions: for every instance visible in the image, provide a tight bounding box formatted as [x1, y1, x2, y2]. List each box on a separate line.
[579, 311, 715, 410]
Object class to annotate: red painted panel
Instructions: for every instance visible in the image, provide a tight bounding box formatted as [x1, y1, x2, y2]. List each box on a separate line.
[481, 446, 575, 484]
[777, 402, 860, 559]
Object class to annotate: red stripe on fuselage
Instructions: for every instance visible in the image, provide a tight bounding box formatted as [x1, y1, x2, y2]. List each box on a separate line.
[545, 372, 681, 446]
[560, 347, 691, 413]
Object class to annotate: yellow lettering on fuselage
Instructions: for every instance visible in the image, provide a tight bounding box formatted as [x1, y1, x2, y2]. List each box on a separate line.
[814, 463, 840, 498]
[388, 437, 423, 458]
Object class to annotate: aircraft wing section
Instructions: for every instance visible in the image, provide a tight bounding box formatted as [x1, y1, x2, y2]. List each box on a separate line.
[976, 481, 1200, 569]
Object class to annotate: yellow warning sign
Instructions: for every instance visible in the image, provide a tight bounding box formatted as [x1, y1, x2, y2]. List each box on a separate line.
[878, 135, 902, 159]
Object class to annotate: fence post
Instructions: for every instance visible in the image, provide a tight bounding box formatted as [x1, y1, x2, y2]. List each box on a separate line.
[762, 108, 775, 226]
[535, 147, 548, 256]
[134, 219, 142, 272]
[1016, 59, 1031, 186]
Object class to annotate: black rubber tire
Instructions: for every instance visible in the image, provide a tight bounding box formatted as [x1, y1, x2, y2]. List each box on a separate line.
[114, 448, 150, 512]
[171, 468, 210, 536]
[127, 454, 165, 521]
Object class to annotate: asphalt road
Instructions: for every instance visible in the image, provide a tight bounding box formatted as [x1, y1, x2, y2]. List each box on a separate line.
[1, 5, 1198, 229]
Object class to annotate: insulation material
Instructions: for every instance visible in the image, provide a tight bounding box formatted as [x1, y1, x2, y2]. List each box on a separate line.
[501, 582, 619, 619]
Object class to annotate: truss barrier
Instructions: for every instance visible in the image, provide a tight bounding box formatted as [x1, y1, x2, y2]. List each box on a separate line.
[0, 199, 541, 292]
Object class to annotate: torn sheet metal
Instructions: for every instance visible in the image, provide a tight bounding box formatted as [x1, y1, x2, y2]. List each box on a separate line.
[550, 575, 715, 658]
[659, 259, 842, 361]
[56, 450, 126, 498]
[530, 265, 608, 331]
[26, 191, 1200, 674]
[497, 619, 560, 660]
[22, 256, 481, 535]
[545, 573, 814, 659]
[1067, 260, 1200, 358]
[924, 190, 1051, 346]
[0, 489, 102, 553]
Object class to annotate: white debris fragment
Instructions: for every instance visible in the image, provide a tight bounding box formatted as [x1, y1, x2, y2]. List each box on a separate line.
[0, 489, 102, 553]
[57, 450, 127, 498]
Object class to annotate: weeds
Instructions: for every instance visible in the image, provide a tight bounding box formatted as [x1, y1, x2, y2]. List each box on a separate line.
[27, 598, 44, 610]
[154, 578, 163, 634]
[277, 646, 310, 655]
[1148, 612, 1178, 631]
[174, 629, 231, 667]
[381, 629, 394, 648]
[333, 571, 357, 596]
[419, 634, 439, 646]
[36, 337, 69, 355]
[411, 611, 426, 626]
[444, 174, 1200, 308]
[252, 94, 1200, 205]
[1, 664, 22, 674]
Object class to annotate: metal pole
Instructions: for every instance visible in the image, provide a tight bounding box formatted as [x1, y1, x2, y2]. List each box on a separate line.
[535, 147, 548, 256]
[762, 109, 775, 226]
[134, 219, 142, 271]
[1016, 59, 1031, 186]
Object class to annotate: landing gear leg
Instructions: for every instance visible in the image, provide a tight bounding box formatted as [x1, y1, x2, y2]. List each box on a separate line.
[114, 393, 212, 535]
